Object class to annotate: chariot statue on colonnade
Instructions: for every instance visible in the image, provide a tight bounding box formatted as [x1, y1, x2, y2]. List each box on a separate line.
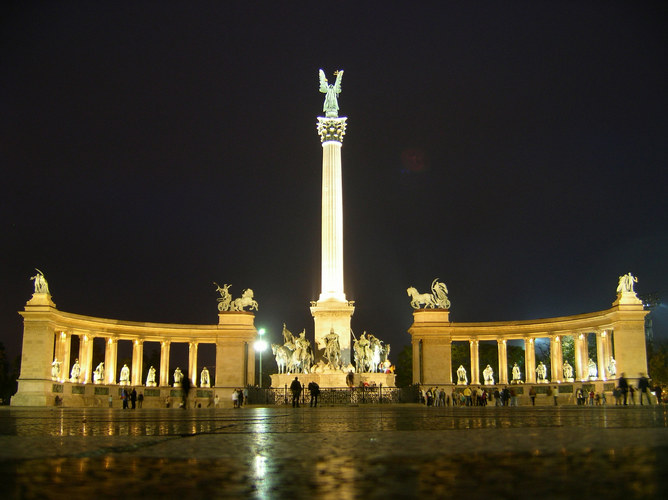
[407, 278, 451, 309]
[31, 268, 50, 294]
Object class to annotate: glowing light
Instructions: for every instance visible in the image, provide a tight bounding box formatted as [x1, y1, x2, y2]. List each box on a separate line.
[254, 339, 268, 352]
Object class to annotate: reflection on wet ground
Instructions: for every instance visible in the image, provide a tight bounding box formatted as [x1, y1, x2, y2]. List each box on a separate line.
[1, 405, 667, 498]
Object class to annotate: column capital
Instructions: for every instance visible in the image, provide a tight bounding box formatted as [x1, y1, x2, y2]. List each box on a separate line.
[317, 117, 347, 143]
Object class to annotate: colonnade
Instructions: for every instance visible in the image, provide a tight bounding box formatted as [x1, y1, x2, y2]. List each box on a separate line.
[12, 291, 257, 406]
[410, 290, 648, 387]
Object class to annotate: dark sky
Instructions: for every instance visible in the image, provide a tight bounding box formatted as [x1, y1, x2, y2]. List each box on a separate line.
[2, 1, 667, 364]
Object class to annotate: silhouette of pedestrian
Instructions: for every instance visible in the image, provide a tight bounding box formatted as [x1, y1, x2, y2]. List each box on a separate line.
[290, 377, 302, 407]
[181, 374, 191, 409]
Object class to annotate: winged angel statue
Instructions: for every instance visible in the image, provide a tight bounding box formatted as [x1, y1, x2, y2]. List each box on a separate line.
[319, 69, 344, 117]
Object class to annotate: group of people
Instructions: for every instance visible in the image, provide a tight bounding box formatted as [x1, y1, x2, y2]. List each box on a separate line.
[289, 377, 321, 407]
[231, 388, 247, 408]
[616, 373, 662, 405]
[120, 387, 143, 409]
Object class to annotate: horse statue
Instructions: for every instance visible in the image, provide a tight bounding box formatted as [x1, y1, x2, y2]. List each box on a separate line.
[230, 288, 259, 311]
[407, 278, 451, 309]
[367, 334, 383, 373]
[272, 343, 292, 374]
[353, 332, 374, 373]
[289, 342, 314, 374]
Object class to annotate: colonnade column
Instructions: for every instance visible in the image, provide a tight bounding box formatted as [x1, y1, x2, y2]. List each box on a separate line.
[105, 338, 118, 384]
[524, 337, 536, 383]
[600, 331, 613, 378]
[80, 334, 94, 384]
[574, 333, 588, 381]
[54, 331, 72, 382]
[550, 336, 563, 382]
[189, 342, 198, 388]
[497, 339, 508, 384]
[131, 340, 143, 386]
[160, 341, 171, 386]
[469, 340, 480, 385]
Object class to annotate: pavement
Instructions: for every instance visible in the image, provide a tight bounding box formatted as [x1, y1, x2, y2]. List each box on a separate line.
[1, 404, 667, 499]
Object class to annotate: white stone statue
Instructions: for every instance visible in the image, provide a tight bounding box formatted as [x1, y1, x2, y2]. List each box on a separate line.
[146, 366, 157, 387]
[230, 288, 259, 311]
[200, 367, 210, 387]
[456, 364, 468, 385]
[483, 364, 495, 385]
[607, 357, 616, 377]
[173, 367, 183, 387]
[93, 362, 105, 384]
[70, 359, 81, 382]
[407, 278, 451, 310]
[563, 361, 574, 381]
[536, 361, 548, 383]
[323, 328, 341, 369]
[119, 364, 130, 385]
[319, 69, 344, 118]
[353, 331, 372, 373]
[588, 358, 598, 379]
[616, 272, 638, 294]
[511, 362, 521, 383]
[51, 359, 61, 381]
[31, 268, 50, 294]
[290, 330, 313, 374]
[272, 343, 291, 374]
[214, 282, 232, 311]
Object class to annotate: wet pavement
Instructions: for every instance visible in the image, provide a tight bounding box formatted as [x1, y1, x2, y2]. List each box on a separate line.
[1, 404, 667, 499]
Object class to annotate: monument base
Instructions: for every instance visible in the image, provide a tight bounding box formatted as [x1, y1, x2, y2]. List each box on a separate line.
[271, 371, 395, 389]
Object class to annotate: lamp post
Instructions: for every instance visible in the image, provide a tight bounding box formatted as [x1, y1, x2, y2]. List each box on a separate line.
[254, 328, 268, 388]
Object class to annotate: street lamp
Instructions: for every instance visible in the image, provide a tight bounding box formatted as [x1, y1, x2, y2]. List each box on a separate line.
[254, 328, 268, 388]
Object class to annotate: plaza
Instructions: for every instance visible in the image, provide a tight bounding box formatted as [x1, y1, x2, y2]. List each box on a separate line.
[1, 404, 667, 499]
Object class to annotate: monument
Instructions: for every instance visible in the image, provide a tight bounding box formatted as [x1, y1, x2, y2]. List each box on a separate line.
[310, 69, 355, 364]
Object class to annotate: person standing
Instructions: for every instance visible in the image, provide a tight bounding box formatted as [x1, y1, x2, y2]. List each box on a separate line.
[638, 374, 652, 405]
[529, 386, 536, 406]
[232, 389, 239, 408]
[121, 388, 128, 410]
[308, 381, 320, 407]
[137, 392, 143, 409]
[130, 388, 137, 409]
[290, 377, 302, 408]
[618, 373, 629, 405]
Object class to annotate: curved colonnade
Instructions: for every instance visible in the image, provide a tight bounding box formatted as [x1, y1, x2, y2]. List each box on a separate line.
[11, 292, 256, 407]
[409, 291, 648, 389]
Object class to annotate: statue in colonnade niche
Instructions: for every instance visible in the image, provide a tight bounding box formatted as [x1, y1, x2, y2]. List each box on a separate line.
[93, 362, 105, 384]
[322, 328, 341, 369]
[407, 278, 451, 310]
[456, 364, 468, 385]
[214, 282, 232, 311]
[173, 367, 183, 387]
[51, 359, 61, 381]
[536, 361, 548, 383]
[511, 363, 522, 383]
[30, 268, 50, 294]
[319, 69, 344, 118]
[200, 367, 210, 387]
[616, 272, 638, 294]
[119, 364, 130, 385]
[70, 359, 81, 382]
[483, 364, 495, 385]
[588, 358, 598, 379]
[607, 357, 616, 377]
[563, 361, 574, 381]
[146, 366, 157, 387]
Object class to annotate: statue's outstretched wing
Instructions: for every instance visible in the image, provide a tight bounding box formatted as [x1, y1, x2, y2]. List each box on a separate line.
[319, 69, 328, 93]
[334, 70, 344, 93]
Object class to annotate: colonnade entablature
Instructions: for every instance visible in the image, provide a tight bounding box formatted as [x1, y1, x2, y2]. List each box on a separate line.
[12, 290, 258, 406]
[409, 288, 648, 388]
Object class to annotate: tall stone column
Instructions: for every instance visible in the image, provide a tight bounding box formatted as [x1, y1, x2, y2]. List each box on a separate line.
[131, 340, 144, 386]
[524, 337, 536, 383]
[80, 333, 94, 384]
[104, 338, 118, 385]
[550, 336, 564, 382]
[311, 115, 354, 364]
[408, 310, 452, 385]
[600, 330, 613, 378]
[188, 341, 198, 387]
[469, 340, 480, 385]
[160, 341, 171, 386]
[54, 331, 71, 382]
[497, 339, 508, 384]
[574, 333, 588, 381]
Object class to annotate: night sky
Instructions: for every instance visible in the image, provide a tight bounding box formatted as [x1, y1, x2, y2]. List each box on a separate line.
[2, 2, 667, 366]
